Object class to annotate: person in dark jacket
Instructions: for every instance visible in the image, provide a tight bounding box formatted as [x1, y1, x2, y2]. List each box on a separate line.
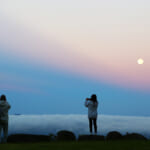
[0, 95, 11, 143]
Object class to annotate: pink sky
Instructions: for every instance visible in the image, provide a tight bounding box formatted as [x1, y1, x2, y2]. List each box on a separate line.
[0, 0, 150, 91]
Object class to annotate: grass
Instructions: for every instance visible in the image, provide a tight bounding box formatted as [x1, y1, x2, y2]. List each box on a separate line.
[0, 140, 150, 150]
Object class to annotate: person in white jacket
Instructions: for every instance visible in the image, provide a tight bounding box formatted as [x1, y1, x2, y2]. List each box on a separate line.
[85, 94, 98, 134]
[0, 95, 11, 143]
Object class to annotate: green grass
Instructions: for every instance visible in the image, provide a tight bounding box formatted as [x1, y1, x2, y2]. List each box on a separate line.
[0, 141, 150, 150]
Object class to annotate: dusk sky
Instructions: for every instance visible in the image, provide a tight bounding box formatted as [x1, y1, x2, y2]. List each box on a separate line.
[0, 0, 150, 116]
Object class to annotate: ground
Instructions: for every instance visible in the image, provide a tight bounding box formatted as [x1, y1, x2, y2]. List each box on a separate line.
[0, 141, 150, 150]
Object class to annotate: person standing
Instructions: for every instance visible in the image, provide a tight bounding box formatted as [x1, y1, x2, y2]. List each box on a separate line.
[85, 94, 98, 134]
[0, 95, 11, 143]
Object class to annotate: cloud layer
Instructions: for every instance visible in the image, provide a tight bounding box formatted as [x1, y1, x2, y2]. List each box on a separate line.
[9, 114, 150, 138]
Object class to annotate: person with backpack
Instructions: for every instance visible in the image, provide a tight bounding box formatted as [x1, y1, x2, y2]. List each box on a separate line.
[0, 95, 11, 143]
[85, 94, 98, 134]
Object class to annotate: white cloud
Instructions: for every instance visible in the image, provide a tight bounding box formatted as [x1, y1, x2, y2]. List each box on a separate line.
[8, 114, 150, 138]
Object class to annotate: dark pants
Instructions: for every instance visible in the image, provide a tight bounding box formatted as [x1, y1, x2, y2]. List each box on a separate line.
[0, 120, 8, 143]
[89, 118, 97, 133]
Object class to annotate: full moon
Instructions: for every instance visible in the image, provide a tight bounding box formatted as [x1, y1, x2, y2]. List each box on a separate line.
[137, 58, 144, 65]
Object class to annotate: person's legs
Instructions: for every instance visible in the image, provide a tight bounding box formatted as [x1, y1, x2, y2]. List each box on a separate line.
[89, 118, 92, 133]
[0, 122, 3, 143]
[3, 122, 8, 143]
[93, 118, 97, 134]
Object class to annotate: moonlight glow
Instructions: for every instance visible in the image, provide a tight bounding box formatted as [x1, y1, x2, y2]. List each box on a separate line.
[137, 58, 144, 65]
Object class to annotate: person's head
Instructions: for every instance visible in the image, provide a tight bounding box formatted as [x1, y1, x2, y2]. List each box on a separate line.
[0, 95, 7, 101]
[91, 94, 97, 103]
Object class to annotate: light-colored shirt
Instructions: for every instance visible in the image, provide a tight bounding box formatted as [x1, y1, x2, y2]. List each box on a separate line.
[85, 100, 98, 118]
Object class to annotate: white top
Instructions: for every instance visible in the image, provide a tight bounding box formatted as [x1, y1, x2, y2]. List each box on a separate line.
[85, 100, 98, 118]
[0, 101, 11, 121]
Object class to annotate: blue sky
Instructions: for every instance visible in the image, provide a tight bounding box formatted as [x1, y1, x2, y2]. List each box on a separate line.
[0, 0, 150, 116]
[0, 49, 150, 116]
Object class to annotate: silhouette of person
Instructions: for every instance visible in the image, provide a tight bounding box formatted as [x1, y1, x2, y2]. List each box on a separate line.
[0, 95, 11, 143]
[85, 94, 98, 134]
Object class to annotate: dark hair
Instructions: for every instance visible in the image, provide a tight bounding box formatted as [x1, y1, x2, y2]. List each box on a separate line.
[91, 94, 97, 103]
[0, 95, 7, 101]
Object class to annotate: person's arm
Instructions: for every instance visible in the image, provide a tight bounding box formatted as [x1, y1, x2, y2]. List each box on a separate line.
[2, 102, 11, 112]
[0, 108, 3, 115]
[84, 98, 90, 107]
[8, 103, 11, 110]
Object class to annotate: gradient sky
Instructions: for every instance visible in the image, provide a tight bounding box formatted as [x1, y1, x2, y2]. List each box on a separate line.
[0, 0, 150, 116]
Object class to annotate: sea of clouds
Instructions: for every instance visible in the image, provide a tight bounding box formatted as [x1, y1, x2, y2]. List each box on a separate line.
[8, 114, 150, 138]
